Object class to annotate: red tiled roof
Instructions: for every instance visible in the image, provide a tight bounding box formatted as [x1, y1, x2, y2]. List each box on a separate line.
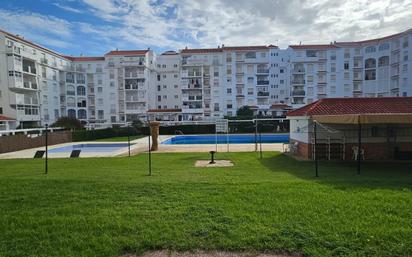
[180, 45, 277, 54]
[105, 50, 149, 56]
[289, 44, 338, 50]
[147, 108, 182, 113]
[181, 48, 223, 54]
[63, 56, 105, 62]
[287, 97, 412, 116]
[161, 51, 179, 55]
[223, 45, 271, 51]
[0, 115, 15, 121]
[270, 104, 291, 109]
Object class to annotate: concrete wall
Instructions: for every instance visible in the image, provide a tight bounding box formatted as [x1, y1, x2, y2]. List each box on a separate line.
[0, 131, 72, 154]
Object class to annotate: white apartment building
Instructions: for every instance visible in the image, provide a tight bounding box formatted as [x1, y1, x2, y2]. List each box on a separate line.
[0, 28, 411, 128]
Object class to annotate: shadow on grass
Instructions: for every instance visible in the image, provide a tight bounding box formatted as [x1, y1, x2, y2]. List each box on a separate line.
[259, 153, 412, 190]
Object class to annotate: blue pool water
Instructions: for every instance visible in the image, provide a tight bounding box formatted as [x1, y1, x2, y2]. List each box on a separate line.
[162, 134, 289, 145]
[48, 143, 133, 153]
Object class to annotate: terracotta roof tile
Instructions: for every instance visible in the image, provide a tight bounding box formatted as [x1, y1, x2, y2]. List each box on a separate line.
[105, 50, 149, 56]
[287, 97, 412, 116]
[289, 44, 338, 50]
[181, 48, 223, 54]
[223, 45, 271, 51]
[0, 115, 15, 121]
[63, 56, 105, 62]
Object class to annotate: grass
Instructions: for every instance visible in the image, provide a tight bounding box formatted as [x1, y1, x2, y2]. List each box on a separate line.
[0, 152, 411, 257]
[92, 135, 145, 142]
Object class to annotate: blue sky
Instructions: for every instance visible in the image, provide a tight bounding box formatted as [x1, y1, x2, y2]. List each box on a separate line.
[1, 0, 411, 56]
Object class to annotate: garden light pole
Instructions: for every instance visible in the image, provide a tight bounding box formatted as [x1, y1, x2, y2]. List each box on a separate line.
[259, 122, 263, 159]
[313, 121, 319, 177]
[127, 123, 131, 157]
[147, 118, 152, 176]
[45, 123, 48, 175]
[357, 119, 361, 175]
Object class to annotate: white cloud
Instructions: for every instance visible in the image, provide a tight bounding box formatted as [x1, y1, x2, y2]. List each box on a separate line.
[79, 0, 412, 49]
[53, 3, 84, 14]
[0, 9, 73, 48]
[0, 0, 411, 55]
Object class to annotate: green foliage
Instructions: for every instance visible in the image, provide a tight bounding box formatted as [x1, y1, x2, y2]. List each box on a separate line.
[236, 106, 254, 118]
[72, 127, 140, 142]
[51, 117, 84, 130]
[0, 152, 411, 257]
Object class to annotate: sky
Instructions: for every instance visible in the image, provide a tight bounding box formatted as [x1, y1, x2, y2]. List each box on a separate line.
[0, 0, 411, 56]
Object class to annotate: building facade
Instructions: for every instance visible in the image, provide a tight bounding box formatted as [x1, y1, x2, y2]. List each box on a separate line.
[0, 28, 411, 128]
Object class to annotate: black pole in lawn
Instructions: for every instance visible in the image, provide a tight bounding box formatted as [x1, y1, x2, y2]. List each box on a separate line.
[45, 123, 48, 175]
[259, 123, 263, 159]
[314, 121, 319, 177]
[254, 119, 258, 152]
[357, 119, 361, 175]
[147, 119, 152, 176]
[127, 124, 131, 157]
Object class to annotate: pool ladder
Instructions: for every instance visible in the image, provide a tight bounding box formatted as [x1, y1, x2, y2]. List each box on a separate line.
[175, 130, 184, 135]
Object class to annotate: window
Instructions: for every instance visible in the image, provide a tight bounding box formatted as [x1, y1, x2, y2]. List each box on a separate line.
[0, 107, 3, 114]
[344, 62, 349, 70]
[330, 74, 336, 81]
[343, 72, 350, 80]
[157, 85, 161, 91]
[280, 68, 284, 73]
[174, 74, 178, 78]
[77, 86, 86, 96]
[227, 88, 232, 94]
[157, 96, 161, 101]
[365, 70, 376, 80]
[214, 71, 219, 77]
[331, 63, 336, 72]
[378, 56, 389, 67]
[306, 50, 317, 57]
[260, 52, 266, 58]
[379, 43, 390, 51]
[365, 58, 376, 69]
[365, 46, 376, 53]
[245, 52, 256, 58]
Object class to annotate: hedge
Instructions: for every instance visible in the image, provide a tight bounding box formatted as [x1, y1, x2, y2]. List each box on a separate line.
[72, 127, 141, 142]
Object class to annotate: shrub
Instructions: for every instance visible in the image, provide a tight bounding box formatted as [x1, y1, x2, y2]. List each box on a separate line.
[52, 117, 84, 130]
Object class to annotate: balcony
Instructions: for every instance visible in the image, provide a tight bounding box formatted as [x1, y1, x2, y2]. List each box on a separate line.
[182, 106, 203, 113]
[292, 90, 305, 96]
[22, 65, 36, 75]
[292, 79, 305, 85]
[292, 68, 305, 74]
[23, 81, 38, 90]
[257, 91, 269, 97]
[40, 58, 48, 65]
[257, 80, 269, 85]
[256, 69, 269, 74]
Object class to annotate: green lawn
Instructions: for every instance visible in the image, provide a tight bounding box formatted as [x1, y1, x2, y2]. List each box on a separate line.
[92, 135, 145, 142]
[0, 152, 411, 257]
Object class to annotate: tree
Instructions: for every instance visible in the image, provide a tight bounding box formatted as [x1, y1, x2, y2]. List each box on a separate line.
[236, 106, 254, 118]
[51, 117, 84, 130]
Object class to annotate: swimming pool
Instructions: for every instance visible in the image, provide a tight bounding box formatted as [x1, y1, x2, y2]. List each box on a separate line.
[48, 143, 133, 153]
[162, 134, 289, 145]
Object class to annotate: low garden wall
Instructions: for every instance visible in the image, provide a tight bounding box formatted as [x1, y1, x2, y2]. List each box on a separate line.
[0, 131, 72, 154]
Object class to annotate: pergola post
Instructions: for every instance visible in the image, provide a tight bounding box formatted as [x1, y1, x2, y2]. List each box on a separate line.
[357, 119, 361, 175]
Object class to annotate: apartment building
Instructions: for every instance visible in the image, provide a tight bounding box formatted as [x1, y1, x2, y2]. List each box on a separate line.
[288, 29, 412, 107]
[0, 28, 411, 128]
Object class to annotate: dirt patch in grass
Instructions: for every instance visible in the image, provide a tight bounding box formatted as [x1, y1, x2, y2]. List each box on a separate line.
[195, 160, 234, 167]
[127, 250, 301, 257]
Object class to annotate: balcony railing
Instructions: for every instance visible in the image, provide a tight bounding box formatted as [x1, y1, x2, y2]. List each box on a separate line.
[292, 80, 305, 84]
[257, 80, 269, 85]
[257, 91, 269, 97]
[292, 90, 305, 96]
[256, 69, 269, 74]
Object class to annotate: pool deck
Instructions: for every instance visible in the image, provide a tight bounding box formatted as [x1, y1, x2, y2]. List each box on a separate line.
[0, 135, 286, 159]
